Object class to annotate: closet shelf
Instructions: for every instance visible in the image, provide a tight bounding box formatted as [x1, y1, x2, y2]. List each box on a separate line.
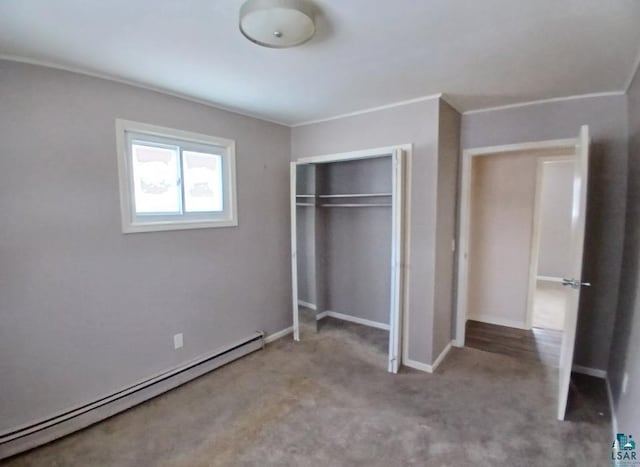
[296, 203, 316, 207]
[317, 193, 392, 198]
[320, 203, 392, 208]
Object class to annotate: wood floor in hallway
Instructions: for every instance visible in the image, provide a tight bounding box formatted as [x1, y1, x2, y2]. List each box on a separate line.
[465, 319, 562, 367]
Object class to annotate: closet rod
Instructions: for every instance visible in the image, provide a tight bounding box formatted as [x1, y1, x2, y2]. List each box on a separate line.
[320, 203, 392, 208]
[296, 203, 316, 207]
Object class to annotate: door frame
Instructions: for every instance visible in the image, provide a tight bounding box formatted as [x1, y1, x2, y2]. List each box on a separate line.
[454, 138, 578, 347]
[290, 144, 412, 374]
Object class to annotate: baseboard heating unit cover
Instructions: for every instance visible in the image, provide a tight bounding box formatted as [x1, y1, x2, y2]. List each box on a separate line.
[0, 332, 265, 459]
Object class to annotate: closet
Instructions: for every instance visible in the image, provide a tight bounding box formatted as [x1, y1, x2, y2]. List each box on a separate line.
[290, 147, 405, 373]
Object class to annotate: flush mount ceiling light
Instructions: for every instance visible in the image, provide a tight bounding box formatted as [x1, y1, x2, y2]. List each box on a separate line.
[239, 0, 316, 48]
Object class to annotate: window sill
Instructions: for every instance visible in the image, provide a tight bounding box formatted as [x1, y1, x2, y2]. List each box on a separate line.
[122, 218, 238, 234]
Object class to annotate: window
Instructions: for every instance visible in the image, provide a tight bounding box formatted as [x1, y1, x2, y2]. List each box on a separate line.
[116, 120, 237, 233]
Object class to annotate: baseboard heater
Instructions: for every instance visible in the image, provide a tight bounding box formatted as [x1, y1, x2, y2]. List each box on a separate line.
[0, 332, 265, 460]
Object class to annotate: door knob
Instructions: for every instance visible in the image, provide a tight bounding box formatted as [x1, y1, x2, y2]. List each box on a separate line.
[561, 278, 591, 289]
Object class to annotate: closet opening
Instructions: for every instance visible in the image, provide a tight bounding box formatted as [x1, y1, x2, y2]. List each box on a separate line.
[290, 146, 408, 373]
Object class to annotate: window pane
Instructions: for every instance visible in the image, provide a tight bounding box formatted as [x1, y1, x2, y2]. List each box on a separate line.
[182, 151, 224, 213]
[131, 143, 181, 214]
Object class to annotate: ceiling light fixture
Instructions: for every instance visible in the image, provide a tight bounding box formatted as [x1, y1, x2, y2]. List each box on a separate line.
[239, 0, 316, 49]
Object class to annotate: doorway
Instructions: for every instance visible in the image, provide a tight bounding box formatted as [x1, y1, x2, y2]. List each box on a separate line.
[462, 149, 573, 367]
[454, 127, 591, 421]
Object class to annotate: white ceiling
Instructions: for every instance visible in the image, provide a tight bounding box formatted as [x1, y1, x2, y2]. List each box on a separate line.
[1, 0, 639, 126]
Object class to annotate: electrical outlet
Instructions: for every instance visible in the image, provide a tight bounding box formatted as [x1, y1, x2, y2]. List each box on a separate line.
[173, 333, 183, 349]
[622, 372, 629, 394]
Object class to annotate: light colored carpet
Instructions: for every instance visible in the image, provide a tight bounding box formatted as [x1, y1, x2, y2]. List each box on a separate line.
[2, 318, 610, 467]
[533, 281, 567, 330]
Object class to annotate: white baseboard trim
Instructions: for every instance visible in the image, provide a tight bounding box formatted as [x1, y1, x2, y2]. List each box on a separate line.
[606, 378, 618, 439]
[431, 341, 453, 372]
[403, 341, 453, 374]
[537, 275, 564, 283]
[572, 365, 607, 379]
[404, 358, 434, 373]
[264, 326, 293, 344]
[468, 314, 529, 330]
[316, 310, 390, 331]
[297, 300, 317, 311]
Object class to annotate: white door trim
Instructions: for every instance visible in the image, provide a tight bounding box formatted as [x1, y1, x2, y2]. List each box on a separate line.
[454, 138, 578, 347]
[295, 144, 412, 164]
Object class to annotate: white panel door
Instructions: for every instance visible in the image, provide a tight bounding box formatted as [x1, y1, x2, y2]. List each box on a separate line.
[557, 125, 590, 420]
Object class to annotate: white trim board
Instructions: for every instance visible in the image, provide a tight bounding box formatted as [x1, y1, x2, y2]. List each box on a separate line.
[264, 327, 294, 344]
[462, 91, 626, 115]
[297, 300, 317, 311]
[0, 54, 290, 128]
[292, 94, 443, 127]
[3, 55, 631, 128]
[3, 55, 633, 128]
[572, 365, 607, 379]
[403, 341, 453, 374]
[315, 311, 329, 320]
[431, 342, 453, 372]
[316, 311, 390, 331]
[295, 144, 412, 165]
[403, 358, 433, 373]
[463, 139, 577, 158]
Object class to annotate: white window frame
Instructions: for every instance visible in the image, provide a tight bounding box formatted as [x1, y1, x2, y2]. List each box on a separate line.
[115, 119, 237, 233]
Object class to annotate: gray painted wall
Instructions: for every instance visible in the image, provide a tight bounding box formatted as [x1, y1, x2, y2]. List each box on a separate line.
[433, 101, 460, 358]
[462, 94, 628, 371]
[291, 98, 456, 365]
[608, 67, 640, 436]
[538, 161, 573, 278]
[316, 157, 392, 325]
[0, 61, 292, 432]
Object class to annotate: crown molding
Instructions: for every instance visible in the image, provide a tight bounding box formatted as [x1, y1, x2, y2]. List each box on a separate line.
[0, 54, 291, 127]
[291, 93, 443, 127]
[462, 91, 626, 115]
